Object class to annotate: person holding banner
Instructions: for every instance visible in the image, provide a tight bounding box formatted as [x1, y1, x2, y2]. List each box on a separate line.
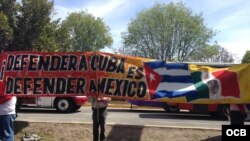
[228, 104, 246, 125]
[0, 96, 17, 141]
[90, 96, 111, 141]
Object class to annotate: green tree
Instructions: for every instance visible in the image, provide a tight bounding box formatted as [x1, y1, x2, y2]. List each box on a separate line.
[0, 13, 13, 52]
[213, 47, 234, 63]
[190, 43, 234, 63]
[61, 11, 113, 52]
[54, 20, 72, 52]
[12, 0, 54, 51]
[122, 2, 215, 61]
[0, 0, 18, 51]
[32, 20, 59, 52]
[0, 0, 18, 29]
[241, 50, 250, 63]
[190, 44, 219, 62]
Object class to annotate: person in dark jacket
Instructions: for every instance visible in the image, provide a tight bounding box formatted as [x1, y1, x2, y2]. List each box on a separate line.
[90, 96, 110, 141]
[229, 104, 246, 125]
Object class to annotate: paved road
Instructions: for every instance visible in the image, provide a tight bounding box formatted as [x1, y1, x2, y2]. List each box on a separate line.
[16, 106, 249, 130]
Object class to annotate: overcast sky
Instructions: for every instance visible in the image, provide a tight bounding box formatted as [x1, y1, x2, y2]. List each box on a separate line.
[53, 0, 250, 62]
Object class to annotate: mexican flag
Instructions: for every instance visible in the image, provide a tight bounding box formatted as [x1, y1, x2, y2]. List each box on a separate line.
[186, 66, 240, 102]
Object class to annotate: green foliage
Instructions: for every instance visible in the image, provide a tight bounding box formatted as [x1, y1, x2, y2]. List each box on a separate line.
[0, 12, 13, 52]
[32, 21, 59, 52]
[214, 47, 234, 63]
[0, 1, 112, 52]
[55, 20, 72, 52]
[0, 0, 18, 51]
[0, 0, 18, 29]
[241, 51, 250, 63]
[61, 11, 113, 51]
[190, 44, 219, 62]
[122, 2, 215, 61]
[12, 0, 54, 51]
[190, 43, 234, 63]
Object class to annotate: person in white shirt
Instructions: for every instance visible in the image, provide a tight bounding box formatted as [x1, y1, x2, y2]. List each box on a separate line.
[90, 96, 110, 141]
[0, 96, 17, 141]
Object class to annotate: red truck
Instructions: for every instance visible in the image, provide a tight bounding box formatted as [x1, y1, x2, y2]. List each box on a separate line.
[163, 102, 229, 118]
[128, 100, 228, 118]
[17, 96, 88, 113]
[128, 101, 250, 120]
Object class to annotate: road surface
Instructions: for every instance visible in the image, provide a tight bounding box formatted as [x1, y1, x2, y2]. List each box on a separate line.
[16, 106, 249, 130]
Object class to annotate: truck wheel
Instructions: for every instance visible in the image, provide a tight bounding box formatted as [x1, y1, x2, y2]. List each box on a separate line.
[163, 104, 180, 113]
[55, 98, 73, 112]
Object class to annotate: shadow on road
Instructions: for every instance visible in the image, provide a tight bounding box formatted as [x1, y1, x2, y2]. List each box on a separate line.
[106, 124, 143, 141]
[201, 135, 221, 141]
[108, 108, 164, 113]
[109, 108, 227, 121]
[139, 112, 227, 121]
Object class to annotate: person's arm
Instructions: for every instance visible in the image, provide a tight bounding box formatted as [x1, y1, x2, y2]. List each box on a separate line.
[0, 95, 12, 104]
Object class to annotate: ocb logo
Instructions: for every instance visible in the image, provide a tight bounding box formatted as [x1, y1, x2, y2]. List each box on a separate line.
[222, 125, 250, 141]
[226, 129, 246, 136]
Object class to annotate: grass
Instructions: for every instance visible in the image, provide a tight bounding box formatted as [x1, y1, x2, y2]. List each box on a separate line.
[14, 121, 222, 141]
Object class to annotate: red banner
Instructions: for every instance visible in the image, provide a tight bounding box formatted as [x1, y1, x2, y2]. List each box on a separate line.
[0, 51, 150, 100]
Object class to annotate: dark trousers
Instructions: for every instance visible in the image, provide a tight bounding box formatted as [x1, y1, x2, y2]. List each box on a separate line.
[92, 107, 107, 141]
[230, 111, 245, 125]
[0, 114, 16, 141]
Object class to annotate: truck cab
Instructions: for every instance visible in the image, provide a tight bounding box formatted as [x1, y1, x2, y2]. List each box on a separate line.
[17, 96, 88, 112]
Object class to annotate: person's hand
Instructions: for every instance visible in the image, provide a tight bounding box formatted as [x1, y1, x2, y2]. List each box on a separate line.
[97, 97, 110, 101]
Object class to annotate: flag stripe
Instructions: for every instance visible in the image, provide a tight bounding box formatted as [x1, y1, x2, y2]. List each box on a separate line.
[146, 61, 188, 70]
[153, 90, 198, 99]
[154, 68, 191, 76]
[186, 71, 210, 101]
[165, 63, 189, 70]
[145, 61, 166, 69]
[161, 75, 193, 83]
[212, 70, 240, 97]
[157, 82, 196, 91]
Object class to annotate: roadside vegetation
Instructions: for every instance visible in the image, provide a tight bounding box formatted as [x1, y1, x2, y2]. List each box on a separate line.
[15, 122, 221, 141]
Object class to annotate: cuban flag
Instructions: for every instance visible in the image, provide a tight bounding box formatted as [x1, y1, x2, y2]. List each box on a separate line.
[144, 61, 198, 100]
